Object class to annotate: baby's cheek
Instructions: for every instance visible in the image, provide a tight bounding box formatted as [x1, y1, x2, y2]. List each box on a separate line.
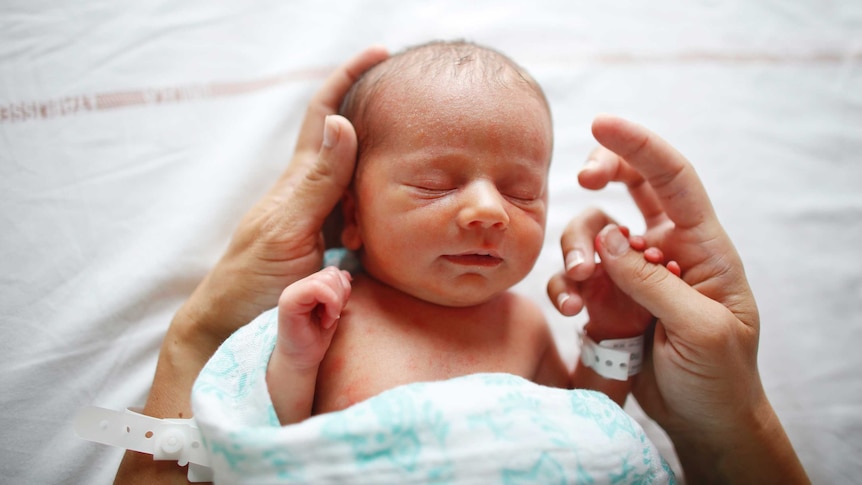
[515, 218, 546, 264]
[643, 247, 664, 264]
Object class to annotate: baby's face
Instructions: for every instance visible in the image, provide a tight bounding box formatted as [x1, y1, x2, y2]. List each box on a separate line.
[344, 79, 552, 307]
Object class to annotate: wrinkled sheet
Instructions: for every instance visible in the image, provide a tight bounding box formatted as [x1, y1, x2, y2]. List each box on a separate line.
[1, 1, 860, 483]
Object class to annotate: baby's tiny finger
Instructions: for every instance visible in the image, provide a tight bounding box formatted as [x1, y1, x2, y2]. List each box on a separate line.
[667, 260, 682, 277]
[321, 313, 340, 330]
[644, 247, 664, 264]
[629, 234, 647, 252]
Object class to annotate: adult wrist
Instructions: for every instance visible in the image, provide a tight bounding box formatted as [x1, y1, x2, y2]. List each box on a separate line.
[664, 389, 809, 484]
[176, 263, 267, 348]
[169, 292, 231, 359]
[140, 283, 236, 421]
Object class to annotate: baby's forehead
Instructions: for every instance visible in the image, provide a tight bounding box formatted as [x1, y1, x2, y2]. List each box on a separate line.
[342, 41, 552, 155]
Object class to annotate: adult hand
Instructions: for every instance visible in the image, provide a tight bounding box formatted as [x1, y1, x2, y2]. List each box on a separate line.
[548, 115, 808, 483]
[189, 46, 388, 345]
[115, 46, 388, 485]
[567, 114, 759, 431]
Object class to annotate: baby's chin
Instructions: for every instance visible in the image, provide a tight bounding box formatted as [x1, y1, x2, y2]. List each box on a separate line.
[401, 277, 516, 309]
[372, 279, 497, 308]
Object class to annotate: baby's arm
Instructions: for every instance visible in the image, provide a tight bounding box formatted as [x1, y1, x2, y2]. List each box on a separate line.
[266, 266, 352, 425]
[568, 265, 651, 406]
[570, 331, 641, 406]
[570, 230, 679, 406]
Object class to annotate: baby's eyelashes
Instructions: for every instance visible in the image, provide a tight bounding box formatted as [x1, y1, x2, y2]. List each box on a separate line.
[405, 184, 455, 199]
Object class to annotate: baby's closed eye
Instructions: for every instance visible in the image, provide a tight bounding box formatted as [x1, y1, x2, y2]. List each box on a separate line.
[500, 180, 545, 204]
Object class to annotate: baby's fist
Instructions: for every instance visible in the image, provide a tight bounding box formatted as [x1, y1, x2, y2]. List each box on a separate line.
[275, 266, 352, 369]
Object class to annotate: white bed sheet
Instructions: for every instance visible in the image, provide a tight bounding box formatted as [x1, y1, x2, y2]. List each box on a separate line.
[1, 1, 860, 483]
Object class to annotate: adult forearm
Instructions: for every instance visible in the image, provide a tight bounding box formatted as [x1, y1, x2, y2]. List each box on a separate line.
[671, 398, 809, 485]
[114, 297, 225, 484]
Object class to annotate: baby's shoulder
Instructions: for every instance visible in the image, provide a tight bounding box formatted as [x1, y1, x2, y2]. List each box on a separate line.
[497, 291, 549, 330]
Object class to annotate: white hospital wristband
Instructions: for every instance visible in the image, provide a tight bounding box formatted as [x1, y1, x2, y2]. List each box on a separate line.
[73, 406, 213, 482]
[579, 331, 644, 381]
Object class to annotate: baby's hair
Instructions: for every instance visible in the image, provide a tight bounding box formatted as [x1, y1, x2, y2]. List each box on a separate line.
[339, 40, 549, 154]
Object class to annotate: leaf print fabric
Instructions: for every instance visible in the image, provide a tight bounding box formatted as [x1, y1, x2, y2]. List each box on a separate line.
[193, 309, 675, 484]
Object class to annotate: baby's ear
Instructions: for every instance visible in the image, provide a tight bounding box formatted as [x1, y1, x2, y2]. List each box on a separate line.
[322, 201, 345, 249]
[340, 190, 363, 250]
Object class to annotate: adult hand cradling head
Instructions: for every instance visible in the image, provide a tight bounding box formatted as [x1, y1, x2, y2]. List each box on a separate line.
[114, 46, 389, 484]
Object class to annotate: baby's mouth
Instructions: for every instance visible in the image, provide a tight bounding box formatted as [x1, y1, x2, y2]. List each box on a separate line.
[442, 251, 503, 267]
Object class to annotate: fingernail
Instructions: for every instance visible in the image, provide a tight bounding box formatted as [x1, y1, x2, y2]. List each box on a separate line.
[579, 159, 600, 174]
[557, 292, 581, 316]
[603, 225, 629, 257]
[556, 293, 570, 311]
[565, 249, 585, 271]
[322, 115, 338, 149]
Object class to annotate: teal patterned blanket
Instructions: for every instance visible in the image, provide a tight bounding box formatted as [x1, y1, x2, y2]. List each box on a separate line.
[192, 308, 675, 484]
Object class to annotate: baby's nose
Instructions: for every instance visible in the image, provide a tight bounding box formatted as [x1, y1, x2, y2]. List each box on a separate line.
[456, 180, 509, 230]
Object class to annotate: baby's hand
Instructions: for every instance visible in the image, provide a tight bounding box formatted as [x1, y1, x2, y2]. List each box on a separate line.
[274, 266, 352, 370]
[579, 227, 679, 341]
[623, 226, 681, 278]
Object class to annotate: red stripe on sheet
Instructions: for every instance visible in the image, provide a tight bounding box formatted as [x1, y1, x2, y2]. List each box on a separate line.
[1, 50, 857, 124]
[0, 67, 331, 124]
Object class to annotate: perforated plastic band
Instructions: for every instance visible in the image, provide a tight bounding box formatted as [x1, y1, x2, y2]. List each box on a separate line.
[73, 406, 213, 483]
[579, 331, 644, 381]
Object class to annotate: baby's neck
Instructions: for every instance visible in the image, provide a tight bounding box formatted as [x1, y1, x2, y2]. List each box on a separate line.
[348, 272, 512, 334]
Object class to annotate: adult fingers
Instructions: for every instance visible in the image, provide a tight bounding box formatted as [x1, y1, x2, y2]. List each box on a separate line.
[595, 224, 740, 337]
[579, 146, 668, 229]
[295, 45, 388, 156]
[591, 115, 718, 231]
[288, 115, 359, 226]
[591, 116, 758, 324]
[559, 207, 615, 282]
[547, 270, 584, 316]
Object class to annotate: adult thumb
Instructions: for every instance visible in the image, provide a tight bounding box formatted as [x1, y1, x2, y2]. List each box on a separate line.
[291, 114, 358, 223]
[595, 224, 713, 329]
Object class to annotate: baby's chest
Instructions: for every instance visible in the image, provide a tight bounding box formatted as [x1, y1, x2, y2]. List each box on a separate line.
[311, 320, 538, 415]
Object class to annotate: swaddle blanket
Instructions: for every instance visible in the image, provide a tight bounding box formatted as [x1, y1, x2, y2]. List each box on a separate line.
[192, 308, 675, 484]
